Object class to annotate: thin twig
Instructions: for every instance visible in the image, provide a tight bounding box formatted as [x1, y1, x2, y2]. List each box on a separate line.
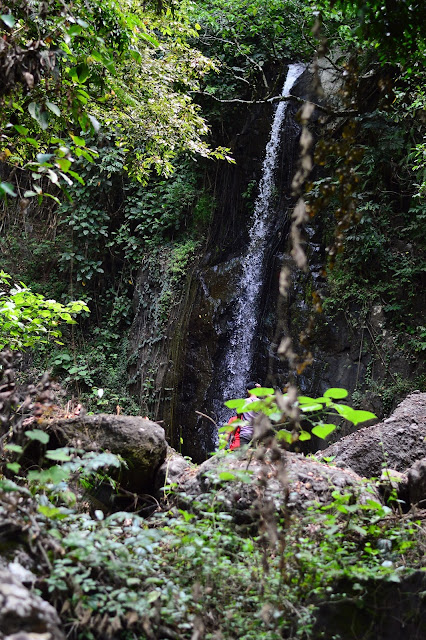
[195, 410, 217, 426]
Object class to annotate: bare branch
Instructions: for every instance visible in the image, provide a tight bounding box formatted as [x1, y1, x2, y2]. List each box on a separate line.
[194, 91, 359, 117]
[199, 34, 270, 90]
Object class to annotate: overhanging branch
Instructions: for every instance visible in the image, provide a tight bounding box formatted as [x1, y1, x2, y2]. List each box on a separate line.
[194, 91, 359, 117]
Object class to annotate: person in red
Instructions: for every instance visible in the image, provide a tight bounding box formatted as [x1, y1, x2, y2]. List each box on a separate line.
[227, 414, 241, 450]
[226, 381, 261, 450]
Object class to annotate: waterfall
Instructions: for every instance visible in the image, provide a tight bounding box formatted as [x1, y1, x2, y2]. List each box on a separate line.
[215, 63, 306, 425]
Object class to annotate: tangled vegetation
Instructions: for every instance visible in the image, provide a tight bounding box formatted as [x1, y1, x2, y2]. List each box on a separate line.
[1, 352, 424, 639]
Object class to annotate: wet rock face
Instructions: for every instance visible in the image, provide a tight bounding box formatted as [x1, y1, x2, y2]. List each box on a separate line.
[318, 392, 426, 479]
[0, 567, 65, 640]
[46, 414, 167, 493]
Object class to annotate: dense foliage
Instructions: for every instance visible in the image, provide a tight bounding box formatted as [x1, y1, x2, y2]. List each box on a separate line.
[0, 353, 423, 639]
[0, 0, 231, 200]
[0, 2, 425, 637]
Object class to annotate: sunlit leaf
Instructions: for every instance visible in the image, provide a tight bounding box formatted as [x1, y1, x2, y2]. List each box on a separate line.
[46, 101, 61, 116]
[324, 388, 348, 399]
[312, 423, 336, 439]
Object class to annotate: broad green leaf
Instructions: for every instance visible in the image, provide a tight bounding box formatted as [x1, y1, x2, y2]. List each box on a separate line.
[1, 13, 15, 27]
[312, 423, 336, 439]
[248, 387, 274, 396]
[0, 182, 16, 197]
[276, 429, 293, 444]
[300, 403, 324, 412]
[46, 101, 61, 116]
[56, 158, 72, 172]
[129, 49, 142, 63]
[324, 388, 348, 399]
[6, 462, 21, 473]
[14, 124, 29, 135]
[299, 431, 311, 441]
[297, 395, 317, 404]
[4, 443, 23, 453]
[219, 472, 236, 481]
[349, 410, 377, 425]
[76, 62, 90, 83]
[38, 505, 68, 519]
[315, 396, 332, 406]
[70, 134, 86, 147]
[0, 478, 29, 493]
[45, 448, 72, 461]
[333, 404, 356, 421]
[224, 398, 246, 410]
[25, 429, 49, 444]
[28, 465, 69, 484]
[36, 153, 54, 164]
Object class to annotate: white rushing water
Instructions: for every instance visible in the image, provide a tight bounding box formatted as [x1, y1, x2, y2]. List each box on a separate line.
[216, 63, 306, 423]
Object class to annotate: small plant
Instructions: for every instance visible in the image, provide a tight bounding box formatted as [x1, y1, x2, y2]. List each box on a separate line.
[222, 386, 376, 445]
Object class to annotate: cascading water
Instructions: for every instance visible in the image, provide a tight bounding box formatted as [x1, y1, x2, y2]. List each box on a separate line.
[215, 62, 306, 426]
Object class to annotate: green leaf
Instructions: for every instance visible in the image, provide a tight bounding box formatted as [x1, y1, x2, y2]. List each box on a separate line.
[28, 465, 69, 484]
[218, 472, 236, 481]
[4, 443, 23, 453]
[314, 396, 332, 406]
[348, 410, 377, 426]
[6, 462, 21, 473]
[311, 424, 336, 439]
[0, 478, 29, 494]
[25, 429, 49, 444]
[224, 398, 246, 410]
[38, 505, 68, 519]
[36, 153, 55, 164]
[248, 387, 274, 396]
[299, 431, 311, 441]
[76, 62, 90, 83]
[45, 448, 72, 461]
[0, 182, 16, 197]
[46, 101, 61, 116]
[324, 388, 348, 399]
[276, 429, 293, 444]
[14, 124, 29, 136]
[300, 402, 324, 412]
[70, 134, 86, 147]
[56, 158, 72, 172]
[1, 13, 15, 28]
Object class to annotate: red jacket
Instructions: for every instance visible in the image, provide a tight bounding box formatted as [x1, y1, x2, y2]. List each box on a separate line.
[227, 416, 241, 450]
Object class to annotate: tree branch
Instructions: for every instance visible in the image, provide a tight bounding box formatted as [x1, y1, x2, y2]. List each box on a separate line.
[194, 91, 359, 117]
[199, 34, 270, 90]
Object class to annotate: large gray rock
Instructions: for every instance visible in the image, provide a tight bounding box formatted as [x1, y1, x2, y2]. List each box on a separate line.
[178, 448, 380, 525]
[0, 567, 64, 640]
[46, 414, 167, 493]
[318, 392, 426, 478]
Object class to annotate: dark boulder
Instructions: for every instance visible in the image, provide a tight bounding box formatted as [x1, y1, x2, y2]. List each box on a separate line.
[45, 414, 167, 493]
[318, 392, 426, 478]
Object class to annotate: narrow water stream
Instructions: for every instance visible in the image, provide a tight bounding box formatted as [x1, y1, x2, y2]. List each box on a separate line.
[215, 62, 306, 426]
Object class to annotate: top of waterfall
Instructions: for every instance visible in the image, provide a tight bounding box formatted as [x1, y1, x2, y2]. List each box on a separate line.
[281, 63, 307, 97]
